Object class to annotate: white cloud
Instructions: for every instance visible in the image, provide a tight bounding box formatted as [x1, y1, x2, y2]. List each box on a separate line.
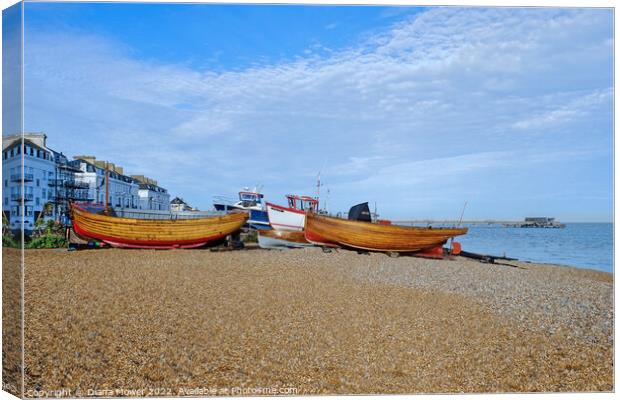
[23, 7, 613, 217]
[512, 88, 613, 130]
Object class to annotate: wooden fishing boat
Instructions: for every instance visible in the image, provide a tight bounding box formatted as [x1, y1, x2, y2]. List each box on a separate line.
[304, 212, 468, 253]
[71, 203, 248, 249]
[266, 194, 319, 231]
[257, 229, 312, 249]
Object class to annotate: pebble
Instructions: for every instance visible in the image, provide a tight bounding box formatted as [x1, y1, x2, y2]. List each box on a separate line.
[2, 247, 612, 394]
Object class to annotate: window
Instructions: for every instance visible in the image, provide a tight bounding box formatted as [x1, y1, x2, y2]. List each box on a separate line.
[16, 146, 20, 154]
[36, 197, 40, 206]
[36, 179, 40, 187]
[10, 148, 14, 157]
[4, 197, 7, 205]
[4, 180, 7, 187]
[29, 147, 33, 156]
[42, 188, 46, 199]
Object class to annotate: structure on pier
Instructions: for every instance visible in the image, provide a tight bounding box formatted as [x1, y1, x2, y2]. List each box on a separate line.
[506, 217, 566, 229]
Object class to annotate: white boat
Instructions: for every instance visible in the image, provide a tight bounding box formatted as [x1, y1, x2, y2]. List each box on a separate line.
[213, 186, 270, 229]
[266, 194, 319, 231]
[257, 229, 313, 249]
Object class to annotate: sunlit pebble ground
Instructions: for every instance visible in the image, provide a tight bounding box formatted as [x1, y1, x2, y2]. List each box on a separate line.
[2, 248, 22, 397]
[7, 246, 613, 395]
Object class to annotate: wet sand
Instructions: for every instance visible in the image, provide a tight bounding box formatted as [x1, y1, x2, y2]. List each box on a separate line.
[12, 247, 613, 395]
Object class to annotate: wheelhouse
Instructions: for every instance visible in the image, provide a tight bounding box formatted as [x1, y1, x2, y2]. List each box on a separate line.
[238, 191, 264, 207]
[286, 195, 318, 212]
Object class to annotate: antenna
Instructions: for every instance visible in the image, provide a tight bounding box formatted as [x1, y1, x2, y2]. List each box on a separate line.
[316, 157, 328, 200]
[374, 201, 377, 222]
[325, 187, 330, 214]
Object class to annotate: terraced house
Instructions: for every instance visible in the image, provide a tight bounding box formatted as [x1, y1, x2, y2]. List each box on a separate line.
[1, 133, 84, 234]
[2, 132, 170, 235]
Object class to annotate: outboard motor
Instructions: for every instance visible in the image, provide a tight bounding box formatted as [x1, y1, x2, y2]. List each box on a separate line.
[348, 202, 372, 222]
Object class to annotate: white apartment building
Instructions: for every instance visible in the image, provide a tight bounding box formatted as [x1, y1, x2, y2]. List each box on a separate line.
[2, 133, 173, 235]
[132, 175, 170, 211]
[71, 157, 140, 209]
[2, 133, 59, 233]
[71, 158, 170, 212]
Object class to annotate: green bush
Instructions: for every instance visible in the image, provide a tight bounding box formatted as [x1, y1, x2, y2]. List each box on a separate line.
[26, 234, 67, 249]
[2, 234, 20, 248]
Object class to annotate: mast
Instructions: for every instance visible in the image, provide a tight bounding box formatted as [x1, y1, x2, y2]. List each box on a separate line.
[316, 172, 321, 200]
[104, 162, 109, 214]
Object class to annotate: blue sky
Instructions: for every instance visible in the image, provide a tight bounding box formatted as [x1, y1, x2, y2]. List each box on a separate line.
[15, 3, 614, 221]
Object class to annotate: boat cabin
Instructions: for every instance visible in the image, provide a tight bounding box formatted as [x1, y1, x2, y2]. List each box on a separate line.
[286, 195, 318, 212]
[238, 191, 264, 208]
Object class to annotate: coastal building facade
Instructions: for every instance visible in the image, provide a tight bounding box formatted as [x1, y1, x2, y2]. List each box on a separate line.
[2, 133, 172, 234]
[170, 197, 197, 212]
[2, 133, 90, 233]
[132, 175, 170, 211]
[71, 158, 170, 211]
[71, 157, 140, 209]
[170, 197, 190, 212]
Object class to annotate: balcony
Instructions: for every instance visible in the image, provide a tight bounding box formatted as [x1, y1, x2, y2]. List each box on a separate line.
[10, 173, 34, 182]
[10, 193, 33, 202]
[48, 179, 90, 189]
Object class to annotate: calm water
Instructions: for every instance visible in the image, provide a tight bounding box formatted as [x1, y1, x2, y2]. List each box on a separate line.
[454, 223, 613, 272]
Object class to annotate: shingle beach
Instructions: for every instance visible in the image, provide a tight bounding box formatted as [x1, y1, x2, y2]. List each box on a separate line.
[12, 247, 613, 395]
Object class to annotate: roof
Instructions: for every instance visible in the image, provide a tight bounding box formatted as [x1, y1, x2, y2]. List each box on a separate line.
[286, 194, 318, 203]
[170, 197, 189, 205]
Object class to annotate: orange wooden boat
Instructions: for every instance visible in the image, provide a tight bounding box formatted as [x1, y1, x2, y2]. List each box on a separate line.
[71, 203, 247, 249]
[304, 212, 468, 253]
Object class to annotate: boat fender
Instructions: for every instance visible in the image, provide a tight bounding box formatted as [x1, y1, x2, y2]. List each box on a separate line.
[451, 242, 462, 255]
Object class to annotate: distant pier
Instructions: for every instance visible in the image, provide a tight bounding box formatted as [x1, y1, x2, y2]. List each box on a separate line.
[393, 220, 521, 226]
[394, 217, 565, 228]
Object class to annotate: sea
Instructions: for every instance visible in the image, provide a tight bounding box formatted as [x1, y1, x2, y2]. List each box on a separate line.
[453, 223, 614, 273]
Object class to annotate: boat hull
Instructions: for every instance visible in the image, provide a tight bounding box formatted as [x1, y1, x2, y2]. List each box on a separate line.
[304, 212, 468, 253]
[71, 203, 248, 249]
[266, 202, 305, 231]
[257, 229, 312, 249]
[248, 209, 270, 229]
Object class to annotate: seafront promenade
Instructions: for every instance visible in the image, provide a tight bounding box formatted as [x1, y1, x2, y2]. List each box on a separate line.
[6, 246, 612, 395]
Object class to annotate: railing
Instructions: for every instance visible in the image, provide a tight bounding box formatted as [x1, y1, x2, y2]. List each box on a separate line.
[113, 208, 225, 220]
[48, 179, 90, 189]
[212, 195, 237, 205]
[10, 193, 33, 202]
[10, 173, 33, 182]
